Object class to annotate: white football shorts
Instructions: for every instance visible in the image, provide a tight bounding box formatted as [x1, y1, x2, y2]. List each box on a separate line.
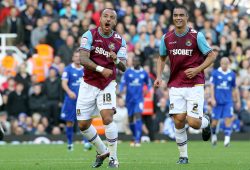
[168, 85, 204, 119]
[76, 80, 117, 120]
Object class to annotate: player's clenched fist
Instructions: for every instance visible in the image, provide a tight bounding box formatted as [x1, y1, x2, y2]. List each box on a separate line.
[110, 51, 117, 62]
[101, 68, 113, 78]
[154, 78, 162, 88]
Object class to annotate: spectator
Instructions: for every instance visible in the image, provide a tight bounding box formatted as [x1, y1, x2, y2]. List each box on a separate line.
[29, 83, 48, 116]
[1, 6, 24, 45]
[6, 82, 29, 118]
[31, 18, 47, 48]
[57, 35, 77, 65]
[15, 62, 31, 95]
[20, 5, 40, 47]
[42, 67, 62, 125]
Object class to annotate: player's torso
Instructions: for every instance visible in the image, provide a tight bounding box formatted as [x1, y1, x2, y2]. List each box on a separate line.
[214, 70, 234, 103]
[67, 65, 83, 94]
[125, 69, 146, 102]
[165, 28, 204, 87]
[214, 71, 234, 91]
[84, 28, 123, 90]
[90, 28, 122, 69]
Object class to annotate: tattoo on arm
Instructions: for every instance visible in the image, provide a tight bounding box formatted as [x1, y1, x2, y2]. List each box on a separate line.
[116, 60, 126, 72]
[79, 50, 97, 71]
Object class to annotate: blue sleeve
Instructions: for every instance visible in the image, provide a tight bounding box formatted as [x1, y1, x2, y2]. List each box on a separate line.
[159, 34, 167, 56]
[232, 72, 236, 88]
[79, 30, 93, 51]
[119, 72, 127, 92]
[62, 66, 69, 80]
[117, 38, 127, 60]
[210, 70, 216, 84]
[197, 32, 212, 55]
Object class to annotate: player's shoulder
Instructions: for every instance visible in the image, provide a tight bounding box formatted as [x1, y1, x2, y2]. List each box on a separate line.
[165, 30, 175, 39]
[113, 31, 125, 42]
[189, 28, 198, 34]
[89, 27, 98, 34]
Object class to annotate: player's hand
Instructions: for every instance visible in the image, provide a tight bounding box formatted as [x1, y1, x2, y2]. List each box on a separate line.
[154, 78, 162, 88]
[101, 68, 113, 78]
[210, 98, 216, 107]
[184, 67, 199, 79]
[68, 91, 76, 99]
[235, 101, 241, 111]
[110, 50, 118, 63]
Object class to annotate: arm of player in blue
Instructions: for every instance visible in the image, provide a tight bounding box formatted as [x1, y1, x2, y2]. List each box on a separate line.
[197, 32, 212, 55]
[117, 38, 127, 60]
[61, 66, 69, 80]
[119, 74, 126, 93]
[79, 30, 93, 51]
[159, 34, 167, 57]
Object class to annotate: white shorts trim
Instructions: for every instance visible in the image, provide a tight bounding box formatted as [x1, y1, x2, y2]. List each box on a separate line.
[169, 86, 204, 119]
[76, 80, 117, 120]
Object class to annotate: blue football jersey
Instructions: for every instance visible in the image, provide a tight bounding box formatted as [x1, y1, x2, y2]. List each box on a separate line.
[120, 67, 151, 104]
[210, 67, 236, 104]
[61, 64, 83, 121]
[62, 63, 83, 99]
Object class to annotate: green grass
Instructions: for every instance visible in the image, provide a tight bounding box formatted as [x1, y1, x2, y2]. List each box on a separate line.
[0, 141, 250, 170]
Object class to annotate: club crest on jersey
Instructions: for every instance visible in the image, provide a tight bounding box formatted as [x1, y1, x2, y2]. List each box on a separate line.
[186, 40, 192, 46]
[108, 43, 115, 50]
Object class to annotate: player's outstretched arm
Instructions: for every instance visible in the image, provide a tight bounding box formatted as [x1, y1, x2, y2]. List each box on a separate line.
[154, 56, 167, 88]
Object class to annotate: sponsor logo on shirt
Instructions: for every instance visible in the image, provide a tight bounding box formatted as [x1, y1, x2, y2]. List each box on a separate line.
[170, 49, 193, 56]
[95, 47, 111, 58]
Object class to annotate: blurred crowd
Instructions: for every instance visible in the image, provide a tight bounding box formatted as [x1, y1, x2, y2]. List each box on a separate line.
[0, 0, 250, 138]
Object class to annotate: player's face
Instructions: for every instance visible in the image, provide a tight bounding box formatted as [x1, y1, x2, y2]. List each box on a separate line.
[220, 58, 230, 71]
[100, 9, 117, 35]
[173, 8, 188, 29]
[133, 57, 141, 68]
[73, 52, 81, 65]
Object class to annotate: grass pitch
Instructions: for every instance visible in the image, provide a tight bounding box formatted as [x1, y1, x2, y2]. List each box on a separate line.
[0, 141, 249, 170]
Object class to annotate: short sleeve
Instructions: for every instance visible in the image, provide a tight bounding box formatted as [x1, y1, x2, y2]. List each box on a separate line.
[117, 38, 127, 60]
[159, 34, 167, 57]
[197, 32, 212, 55]
[62, 67, 69, 80]
[79, 30, 93, 51]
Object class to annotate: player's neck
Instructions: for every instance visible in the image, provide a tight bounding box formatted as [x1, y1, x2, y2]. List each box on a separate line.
[73, 63, 81, 68]
[175, 26, 188, 35]
[98, 27, 113, 37]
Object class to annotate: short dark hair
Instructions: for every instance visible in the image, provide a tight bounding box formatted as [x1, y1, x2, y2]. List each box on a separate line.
[173, 5, 188, 16]
[101, 8, 116, 15]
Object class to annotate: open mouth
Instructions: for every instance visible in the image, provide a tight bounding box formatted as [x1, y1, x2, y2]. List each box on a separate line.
[105, 23, 111, 29]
